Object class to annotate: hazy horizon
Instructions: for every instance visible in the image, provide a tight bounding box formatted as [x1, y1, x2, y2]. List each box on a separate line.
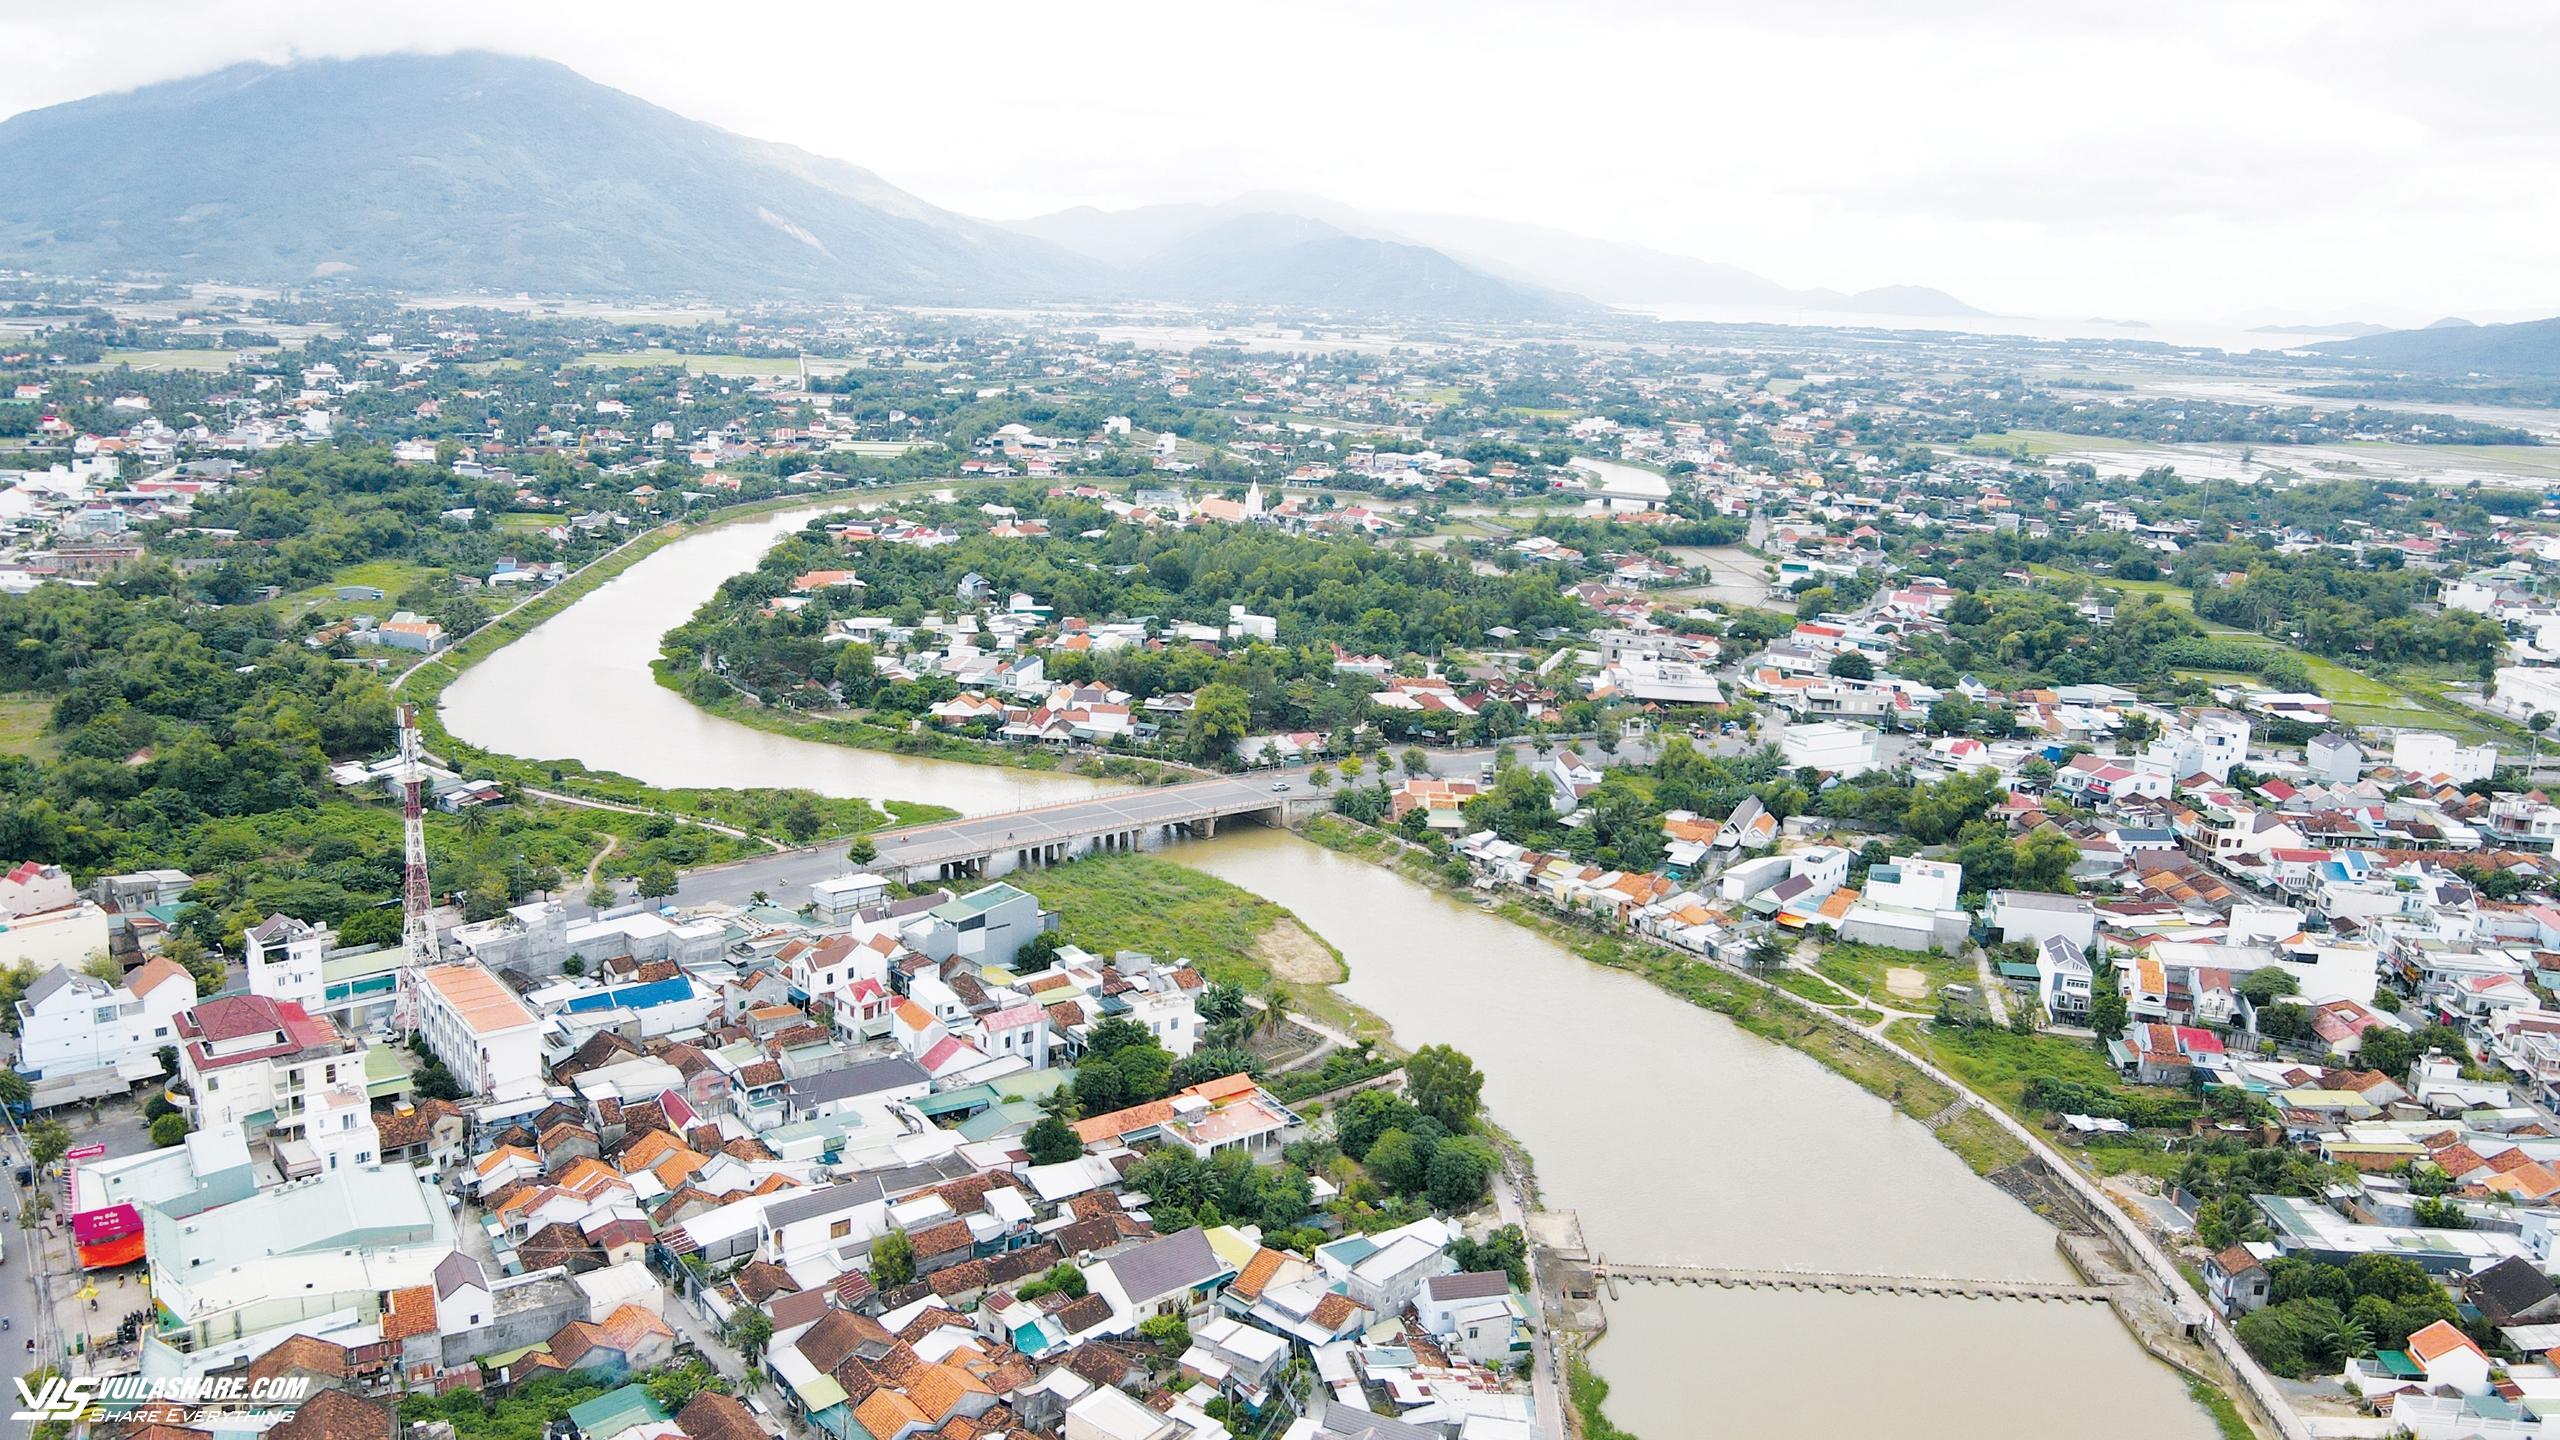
[6, 0, 2556, 327]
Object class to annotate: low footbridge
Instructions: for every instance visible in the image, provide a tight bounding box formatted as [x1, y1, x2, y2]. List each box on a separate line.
[1592, 1258, 2112, 1304]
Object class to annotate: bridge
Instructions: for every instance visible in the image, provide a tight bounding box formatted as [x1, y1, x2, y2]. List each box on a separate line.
[1591, 1258, 2112, 1304]
[867, 773, 1334, 882]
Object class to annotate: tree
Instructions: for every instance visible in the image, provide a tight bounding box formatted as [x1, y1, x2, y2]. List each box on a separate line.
[2088, 954, 2128, 1040]
[1365, 1128, 1435, 1194]
[1185, 683, 1252, 766]
[2009, 828, 2080, 893]
[870, 1227, 917, 1287]
[1015, 930, 1065, 973]
[846, 836, 878, 867]
[415, 1060, 466, 1103]
[1400, 748, 1430, 778]
[635, 862, 678, 899]
[726, 1309, 774, 1364]
[150, 1112, 191, 1148]
[2358, 1025, 2419, 1077]
[1139, 1313, 1191, 1360]
[2237, 968, 2300, 1006]
[1827, 650, 1874, 681]
[1024, 1113, 1084, 1165]
[644, 1359, 727, 1411]
[783, 798, 824, 844]
[83, 951, 124, 983]
[0, 1070, 28, 1112]
[1406, 1044, 1484, 1132]
[26, 1117, 72, 1170]
[586, 881, 618, 909]
[1426, 1137, 1497, 1211]
[1308, 764, 1333, 790]
[1747, 934, 1787, 970]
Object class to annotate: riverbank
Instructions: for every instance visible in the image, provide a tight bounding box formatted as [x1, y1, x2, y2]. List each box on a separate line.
[1289, 813, 2279, 1440]
[402, 489, 958, 841]
[1296, 816, 2030, 1174]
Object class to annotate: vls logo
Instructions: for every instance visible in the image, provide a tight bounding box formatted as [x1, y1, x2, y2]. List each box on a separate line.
[12, 1375, 98, 1422]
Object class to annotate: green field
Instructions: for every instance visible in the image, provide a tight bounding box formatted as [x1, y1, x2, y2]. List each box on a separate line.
[1963, 429, 2151, 457]
[993, 852, 1382, 1043]
[273, 559, 443, 621]
[0, 693, 58, 760]
[573, 350, 801, 377]
[76, 347, 265, 373]
[498, 512, 562, 530]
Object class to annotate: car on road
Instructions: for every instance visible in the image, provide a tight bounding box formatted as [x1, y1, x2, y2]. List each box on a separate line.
[1270, 780, 1290, 791]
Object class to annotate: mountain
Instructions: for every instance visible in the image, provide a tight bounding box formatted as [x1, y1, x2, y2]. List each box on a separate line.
[2308, 315, 2560, 377]
[1016, 195, 1983, 317]
[0, 51, 1105, 302]
[1136, 215, 1581, 320]
[1007, 204, 1579, 320]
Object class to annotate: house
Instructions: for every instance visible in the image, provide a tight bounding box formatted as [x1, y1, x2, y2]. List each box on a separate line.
[2464, 1255, 2560, 1326]
[2202, 1244, 2274, 1316]
[1415, 1271, 1527, 1365]
[1986, 890, 2097, 951]
[1090, 1226, 1235, 1329]
[173, 994, 369, 1148]
[2404, 1319, 2493, 1397]
[2036, 936, 2093, 1022]
[1074, 1074, 1299, 1162]
[1779, 721, 1883, 777]
[15, 955, 195, 1082]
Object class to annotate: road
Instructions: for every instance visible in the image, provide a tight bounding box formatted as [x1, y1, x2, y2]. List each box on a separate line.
[0, 1101, 157, 1439]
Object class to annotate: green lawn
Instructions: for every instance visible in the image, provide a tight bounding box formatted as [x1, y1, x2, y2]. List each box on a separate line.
[1896, 1019, 2138, 1111]
[82, 347, 265, 372]
[273, 559, 443, 621]
[1814, 940, 1972, 1005]
[994, 853, 1383, 1044]
[498, 512, 562, 530]
[0, 693, 58, 760]
[573, 350, 800, 377]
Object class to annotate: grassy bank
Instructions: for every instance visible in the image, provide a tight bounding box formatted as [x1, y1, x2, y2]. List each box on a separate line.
[401, 490, 955, 841]
[1566, 1352, 1641, 1440]
[1296, 816, 2030, 1174]
[994, 852, 1389, 1046]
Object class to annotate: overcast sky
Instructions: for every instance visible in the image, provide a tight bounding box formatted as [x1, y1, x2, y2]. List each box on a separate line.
[6, 0, 2556, 325]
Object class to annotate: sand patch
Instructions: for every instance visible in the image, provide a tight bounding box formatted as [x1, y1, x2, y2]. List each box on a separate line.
[1885, 966, 1931, 1001]
[1253, 918, 1346, 984]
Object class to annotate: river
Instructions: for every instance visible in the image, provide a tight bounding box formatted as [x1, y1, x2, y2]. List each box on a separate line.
[441, 511, 2218, 1440]
[442, 506, 1114, 817]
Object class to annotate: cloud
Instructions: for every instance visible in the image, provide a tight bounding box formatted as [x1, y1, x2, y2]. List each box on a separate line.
[1, 0, 2553, 321]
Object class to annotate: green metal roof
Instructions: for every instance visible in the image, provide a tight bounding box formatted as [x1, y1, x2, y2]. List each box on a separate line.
[567, 1384, 668, 1438]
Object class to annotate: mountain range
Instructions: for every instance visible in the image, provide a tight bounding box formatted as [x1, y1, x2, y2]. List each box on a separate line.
[0, 50, 1973, 321]
[2308, 315, 2560, 378]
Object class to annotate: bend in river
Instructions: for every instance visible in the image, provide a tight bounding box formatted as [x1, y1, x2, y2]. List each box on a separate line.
[442, 506, 1113, 816]
[447, 513, 2219, 1440]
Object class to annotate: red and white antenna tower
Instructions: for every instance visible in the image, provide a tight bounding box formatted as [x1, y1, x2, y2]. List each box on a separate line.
[393, 703, 434, 1033]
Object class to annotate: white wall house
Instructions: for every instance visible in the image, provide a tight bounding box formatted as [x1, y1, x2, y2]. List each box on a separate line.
[2393, 732, 2498, 784]
[1779, 721, 1883, 777]
[15, 956, 196, 1081]
[174, 995, 367, 1141]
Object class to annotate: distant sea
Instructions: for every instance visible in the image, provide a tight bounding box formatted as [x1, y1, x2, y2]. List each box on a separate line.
[1626, 302, 2367, 357]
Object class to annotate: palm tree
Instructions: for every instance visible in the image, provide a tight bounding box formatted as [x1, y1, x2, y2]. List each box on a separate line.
[460, 806, 488, 842]
[1259, 981, 1287, 1036]
[750, 890, 771, 907]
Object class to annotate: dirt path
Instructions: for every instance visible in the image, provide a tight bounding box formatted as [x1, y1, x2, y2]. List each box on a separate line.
[581, 833, 620, 891]
[1252, 918, 1345, 984]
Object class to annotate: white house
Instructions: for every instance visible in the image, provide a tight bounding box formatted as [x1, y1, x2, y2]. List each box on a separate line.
[1987, 890, 2098, 951]
[244, 914, 330, 1011]
[0, 861, 111, 973]
[173, 994, 367, 1143]
[2393, 732, 2498, 785]
[15, 956, 196, 1082]
[1779, 721, 1883, 777]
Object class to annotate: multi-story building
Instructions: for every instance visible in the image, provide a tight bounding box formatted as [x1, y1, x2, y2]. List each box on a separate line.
[412, 962, 545, 1102]
[174, 994, 368, 1143]
[15, 955, 196, 1081]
